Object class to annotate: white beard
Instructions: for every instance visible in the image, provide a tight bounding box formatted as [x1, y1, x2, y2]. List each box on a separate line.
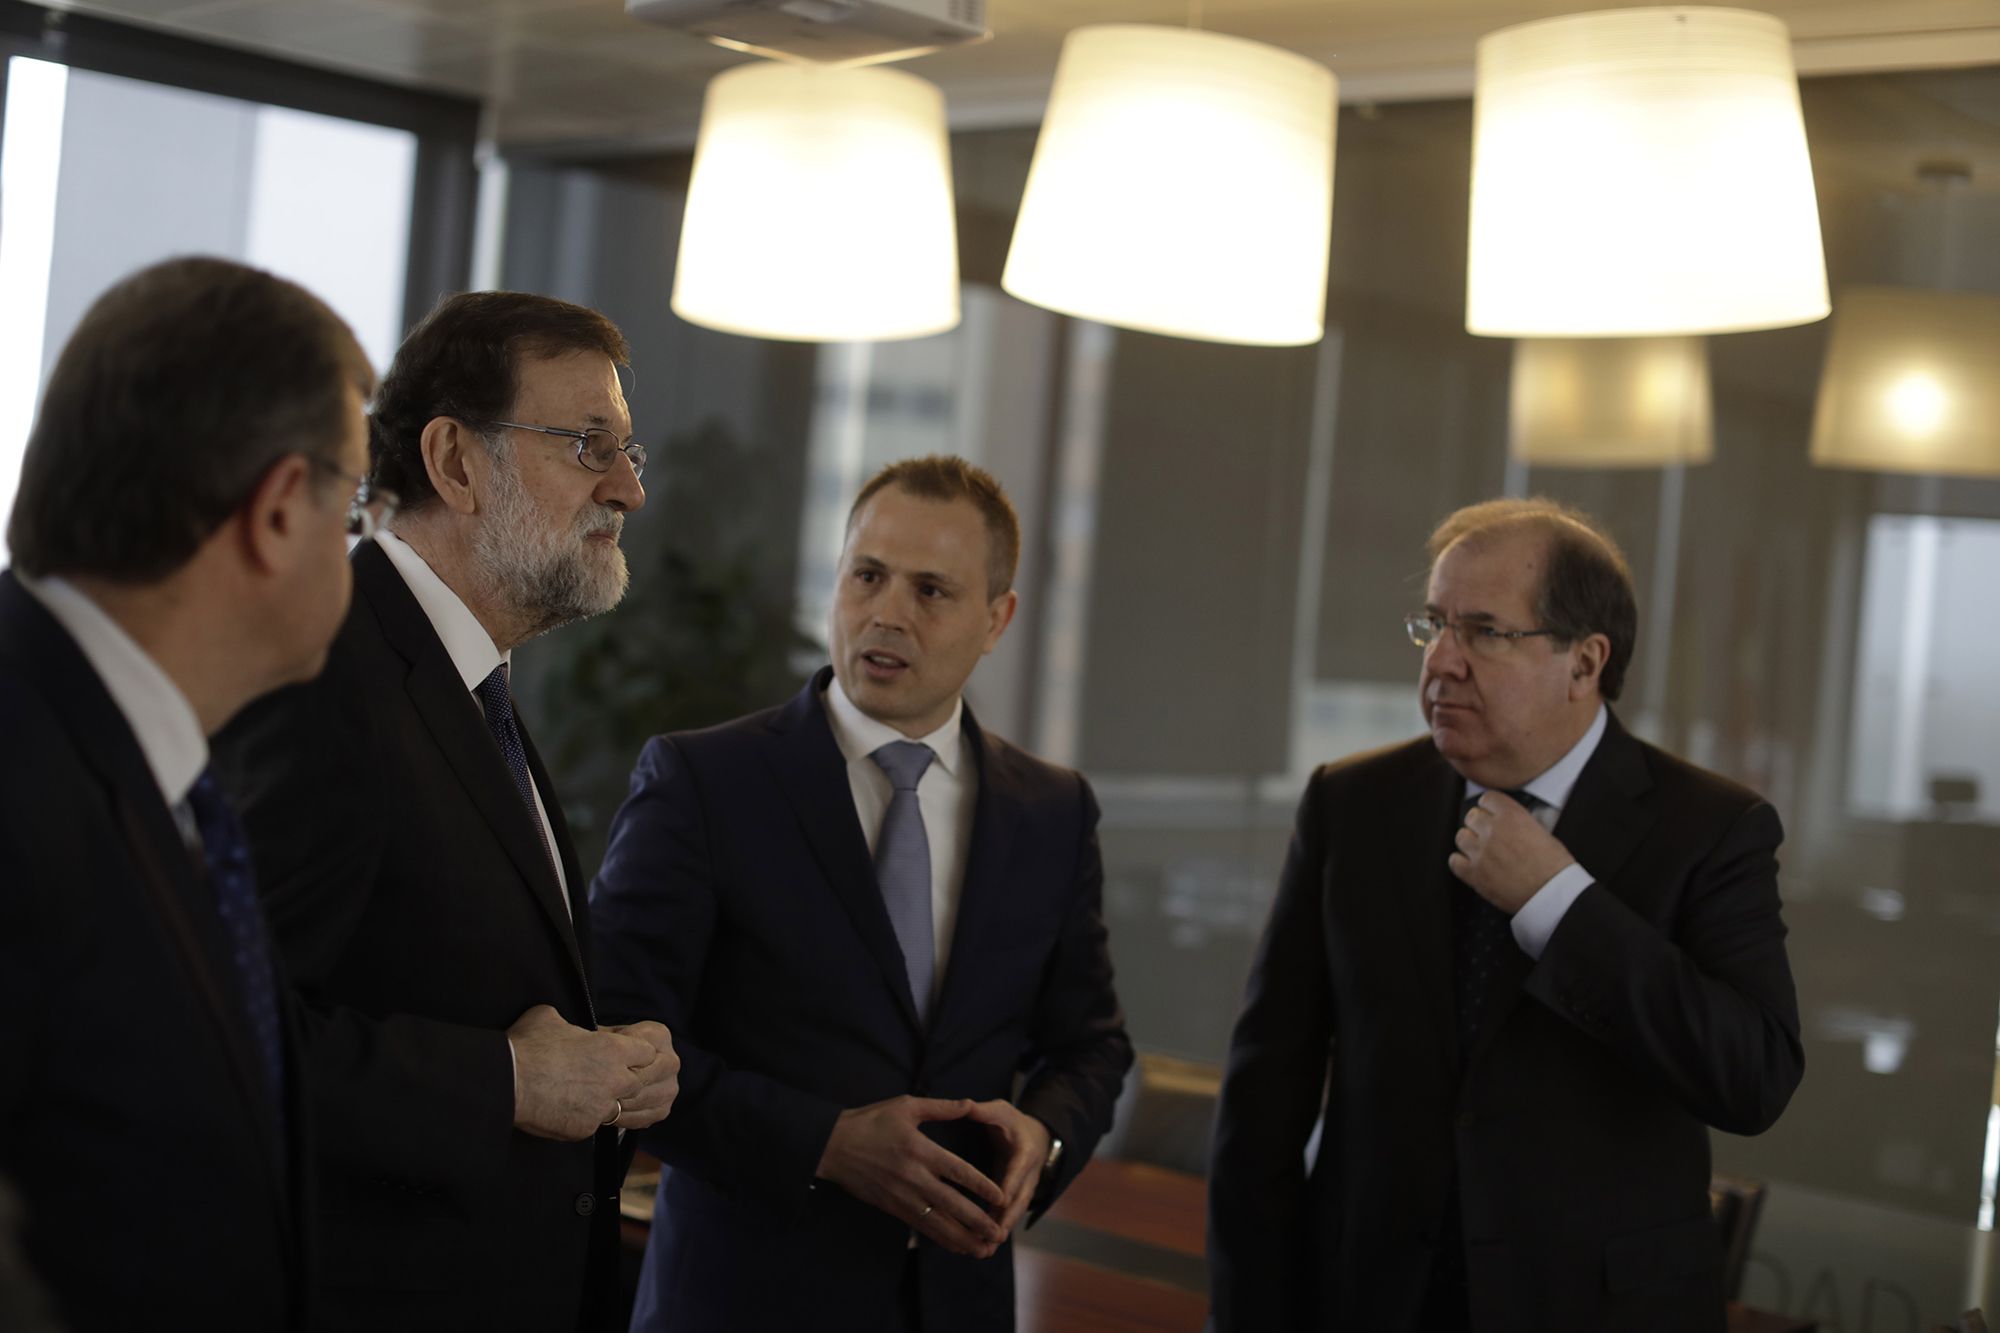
[471, 444, 629, 642]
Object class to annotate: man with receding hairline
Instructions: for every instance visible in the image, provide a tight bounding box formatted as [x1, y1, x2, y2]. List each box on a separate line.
[1209, 497, 1803, 1333]
[591, 454, 1132, 1333]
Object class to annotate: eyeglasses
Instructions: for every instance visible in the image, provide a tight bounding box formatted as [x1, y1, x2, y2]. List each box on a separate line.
[1405, 614, 1563, 658]
[312, 460, 399, 541]
[478, 419, 648, 479]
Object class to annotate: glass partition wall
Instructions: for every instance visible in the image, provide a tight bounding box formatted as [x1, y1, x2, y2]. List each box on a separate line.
[506, 64, 2000, 1326]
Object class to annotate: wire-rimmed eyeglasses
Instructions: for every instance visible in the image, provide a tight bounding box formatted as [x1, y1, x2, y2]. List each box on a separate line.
[312, 460, 399, 541]
[476, 419, 648, 479]
[1405, 613, 1563, 658]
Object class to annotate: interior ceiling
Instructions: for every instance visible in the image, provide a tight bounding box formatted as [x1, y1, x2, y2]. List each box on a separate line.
[33, 0, 2000, 151]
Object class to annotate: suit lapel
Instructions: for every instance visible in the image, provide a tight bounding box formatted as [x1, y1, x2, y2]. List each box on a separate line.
[927, 716, 1023, 1052]
[763, 670, 925, 1034]
[1464, 712, 1656, 1074]
[354, 546, 586, 979]
[1395, 751, 1467, 1081]
[1548, 713, 1655, 894]
[0, 575, 294, 1222]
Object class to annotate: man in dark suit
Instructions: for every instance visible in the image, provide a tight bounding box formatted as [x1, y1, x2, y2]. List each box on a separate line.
[213, 292, 680, 1332]
[0, 257, 376, 1330]
[1208, 498, 1804, 1333]
[590, 455, 1133, 1332]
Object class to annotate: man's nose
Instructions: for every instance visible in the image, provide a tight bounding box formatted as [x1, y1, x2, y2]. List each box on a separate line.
[594, 453, 645, 513]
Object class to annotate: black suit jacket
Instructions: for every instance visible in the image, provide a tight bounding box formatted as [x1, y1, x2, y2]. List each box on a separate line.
[1207, 716, 1804, 1333]
[213, 542, 621, 1332]
[0, 572, 309, 1331]
[589, 669, 1133, 1332]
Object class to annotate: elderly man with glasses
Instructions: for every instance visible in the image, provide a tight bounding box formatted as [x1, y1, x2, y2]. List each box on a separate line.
[213, 291, 680, 1333]
[1208, 497, 1803, 1333]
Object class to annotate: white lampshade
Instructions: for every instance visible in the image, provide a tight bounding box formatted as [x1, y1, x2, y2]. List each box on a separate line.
[1466, 7, 1829, 338]
[1511, 336, 1712, 467]
[1810, 287, 2000, 477]
[1002, 25, 1336, 347]
[672, 61, 959, 342]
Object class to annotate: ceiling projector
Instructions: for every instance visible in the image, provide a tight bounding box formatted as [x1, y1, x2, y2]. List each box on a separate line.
[627, 0, 989, 65]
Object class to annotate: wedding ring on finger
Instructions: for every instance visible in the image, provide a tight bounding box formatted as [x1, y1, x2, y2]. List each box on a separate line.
[602, 1098, 623, 1127]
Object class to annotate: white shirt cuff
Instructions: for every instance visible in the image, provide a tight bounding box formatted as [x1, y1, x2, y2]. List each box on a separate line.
[1510, 864, 1594, 959]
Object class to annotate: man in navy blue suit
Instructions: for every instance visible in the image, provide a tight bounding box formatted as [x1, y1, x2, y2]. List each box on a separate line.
[0, 257, 376, 1330]
[592, 455, 1133, 1332]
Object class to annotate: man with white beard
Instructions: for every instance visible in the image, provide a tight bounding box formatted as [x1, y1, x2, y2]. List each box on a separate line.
[213, 292, 681, 1333]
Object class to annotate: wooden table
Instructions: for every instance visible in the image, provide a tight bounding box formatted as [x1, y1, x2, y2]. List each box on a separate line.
[624, 1154, 1812, 1332]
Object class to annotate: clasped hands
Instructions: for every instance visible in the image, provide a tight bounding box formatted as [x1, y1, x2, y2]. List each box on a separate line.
[1449, 791, 1577, 914]
[815, 1095, 1050, 1259]
[507, 1003, 682, 1141]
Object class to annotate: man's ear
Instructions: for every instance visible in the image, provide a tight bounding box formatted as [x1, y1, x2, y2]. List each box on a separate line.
[420, 417, 485, 515]
[983, 589, 1020, 654]
[236, 453, 316, 576]
[1569, 633, 1610, 700]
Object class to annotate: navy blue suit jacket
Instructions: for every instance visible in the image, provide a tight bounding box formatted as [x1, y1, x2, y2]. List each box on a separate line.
[591, 669, 1133, 1332]
[0, 572, 309, 1331]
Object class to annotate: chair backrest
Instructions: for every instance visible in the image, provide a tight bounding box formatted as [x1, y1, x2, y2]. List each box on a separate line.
[1930, 1312, 1988, 1333]
[1100, 1051, 1222, 1176]
[1708, 1174, 1767, 1303]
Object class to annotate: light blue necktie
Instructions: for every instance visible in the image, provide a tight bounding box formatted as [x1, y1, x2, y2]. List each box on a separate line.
[871, 741, 936, 1025]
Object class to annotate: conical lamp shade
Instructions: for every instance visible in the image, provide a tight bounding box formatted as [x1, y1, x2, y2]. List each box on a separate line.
[1810, 286, 2000, 477]
[1510, 336, 1713, 467]
[1002, 25, 1336, 347]
[672, 61, 959, 342]
[1467, 7, 1828, 338]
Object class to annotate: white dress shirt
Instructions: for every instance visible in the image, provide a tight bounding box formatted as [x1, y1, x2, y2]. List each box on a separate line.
[17, 572, 206, 819]
[1465, 703, 1608, 959]
[821, 674, 978, 1011]
[375, 530, 571, 913]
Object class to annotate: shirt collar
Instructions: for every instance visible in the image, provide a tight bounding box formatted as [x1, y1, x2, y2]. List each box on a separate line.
[16, 571, 208, 808]
[1465, 703, 1608, 812]
[374, 529, 507, 692]
[821, 672, 966, 779]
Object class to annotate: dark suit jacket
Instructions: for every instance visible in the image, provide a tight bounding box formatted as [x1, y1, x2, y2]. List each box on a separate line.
[0, 572, 309, 1331]
[213, 542, 622, 1332]
[1207, 715, 1804, 1333]
[589, 668, 1133, 1332]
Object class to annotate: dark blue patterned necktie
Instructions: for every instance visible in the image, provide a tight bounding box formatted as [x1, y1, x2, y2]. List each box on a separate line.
[1451, 788, 1544, 1057]
[871, 741, 936, 1025]
[475, 664, 558, 881]
[186, 768, 286, 1124]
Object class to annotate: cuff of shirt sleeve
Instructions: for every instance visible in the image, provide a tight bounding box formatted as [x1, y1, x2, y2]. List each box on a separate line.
[1511, 864, 1594, 959]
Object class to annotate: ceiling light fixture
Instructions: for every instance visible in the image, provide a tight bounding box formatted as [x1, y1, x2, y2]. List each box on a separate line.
[1510, 336, 1713, 467]
[672, 61, 959, 343]
[1466, 7, 1829, 338]
[1002, 24, 1337, 347]
[1809, 286, 2000, 477]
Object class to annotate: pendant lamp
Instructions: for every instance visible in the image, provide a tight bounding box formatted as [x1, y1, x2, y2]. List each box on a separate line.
[1466, 7, 1828, 338]
[1002, 24, 1337, 347]
[672, 60, 959, 342]
[1510, 336, 1712, 467]
[1809, 287, 2000, 477]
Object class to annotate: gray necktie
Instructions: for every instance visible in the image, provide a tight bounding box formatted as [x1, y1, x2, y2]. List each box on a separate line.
[871, 741, 936, 1025]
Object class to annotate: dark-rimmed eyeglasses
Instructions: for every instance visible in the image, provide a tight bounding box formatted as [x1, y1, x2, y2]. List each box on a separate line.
[476, 419, 647, 479]
[1405, 614, 1562, 658]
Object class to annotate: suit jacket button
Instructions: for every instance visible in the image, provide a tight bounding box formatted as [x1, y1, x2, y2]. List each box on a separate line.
[1457, 1112, 1477, 1129]
[575, 1192, 596, 1217]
